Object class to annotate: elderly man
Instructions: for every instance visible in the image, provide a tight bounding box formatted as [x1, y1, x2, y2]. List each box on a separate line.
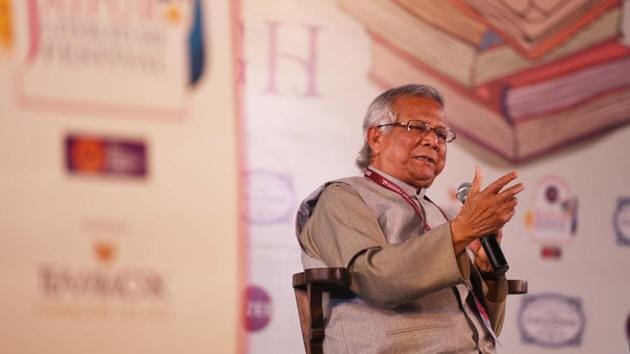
[296, 84, 524, 353]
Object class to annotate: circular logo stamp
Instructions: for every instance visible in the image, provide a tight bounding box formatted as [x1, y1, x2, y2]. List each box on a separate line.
[244, 285, 272, 332]
[243, 170, 295, 225]
[518, 293, 585, 348]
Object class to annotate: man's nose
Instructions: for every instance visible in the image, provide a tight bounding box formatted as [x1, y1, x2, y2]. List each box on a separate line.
[420, 130, 439, 148]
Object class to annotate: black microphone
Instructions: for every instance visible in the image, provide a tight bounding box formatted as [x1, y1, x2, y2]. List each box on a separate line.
[456, 182, 509, 275]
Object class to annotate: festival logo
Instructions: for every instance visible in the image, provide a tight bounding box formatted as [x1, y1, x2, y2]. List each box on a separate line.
[243, 170, 295, 225]
[518, 293, 585, 348]
[36, 218, 170, 320]
[524, 175, 578, 259]
[0, 0, 12, 53]
[65, 133, 148, 178]
[613, 197, 630, 246]
[244, 285, 272, 332]
[15, 0, 205, 118]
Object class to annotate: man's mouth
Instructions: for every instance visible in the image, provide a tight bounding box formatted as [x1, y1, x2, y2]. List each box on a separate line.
[414, 156, 435, 165]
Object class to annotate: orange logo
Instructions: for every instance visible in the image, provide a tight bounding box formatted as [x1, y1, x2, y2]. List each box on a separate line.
[93, 240, 116, 265]
[70, 138, 106, 173]
[0, 0, 12, 52]
[164, 2, 182, 24]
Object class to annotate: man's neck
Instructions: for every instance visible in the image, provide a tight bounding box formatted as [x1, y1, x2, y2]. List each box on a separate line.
[366, 165, 426, 199]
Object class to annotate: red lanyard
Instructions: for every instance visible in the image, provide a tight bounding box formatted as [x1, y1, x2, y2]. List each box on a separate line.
[364, 169, 431, 232]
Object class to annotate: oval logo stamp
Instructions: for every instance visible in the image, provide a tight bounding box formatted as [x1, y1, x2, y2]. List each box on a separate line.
[518, 293, 585, 348]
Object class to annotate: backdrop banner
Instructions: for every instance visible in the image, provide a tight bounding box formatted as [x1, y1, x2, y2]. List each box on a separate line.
[241, 1, 630, 353]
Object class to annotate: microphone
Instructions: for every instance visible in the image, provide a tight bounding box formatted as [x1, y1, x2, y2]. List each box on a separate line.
[456, 182, 509, 275]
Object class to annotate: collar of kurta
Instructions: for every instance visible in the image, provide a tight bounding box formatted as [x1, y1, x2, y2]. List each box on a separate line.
[366, 165, 427, 200]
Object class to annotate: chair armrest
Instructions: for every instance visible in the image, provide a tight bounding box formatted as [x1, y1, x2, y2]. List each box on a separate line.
[507, 279, 528, 294]
[292, 267, 352, 295]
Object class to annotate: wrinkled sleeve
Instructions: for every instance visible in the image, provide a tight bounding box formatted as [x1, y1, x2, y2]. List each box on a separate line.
[481, 273, 508, 334]
[298, 183, 386, 267]
[298, 182, 465, 309]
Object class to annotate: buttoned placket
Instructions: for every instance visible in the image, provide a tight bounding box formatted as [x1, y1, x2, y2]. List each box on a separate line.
[418, 192, 499, 351]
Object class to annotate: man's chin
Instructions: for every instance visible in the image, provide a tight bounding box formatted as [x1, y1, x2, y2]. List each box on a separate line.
[410, 174, 435, 189]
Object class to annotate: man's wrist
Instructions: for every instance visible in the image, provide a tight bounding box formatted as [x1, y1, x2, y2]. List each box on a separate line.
[450, 220, 473, 254]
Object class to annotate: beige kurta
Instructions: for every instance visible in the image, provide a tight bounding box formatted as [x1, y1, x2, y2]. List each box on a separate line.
[297, 167, 507, 353]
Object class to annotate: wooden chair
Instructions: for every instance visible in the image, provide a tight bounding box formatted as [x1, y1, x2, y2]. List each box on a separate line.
[292, 268, 527, 354]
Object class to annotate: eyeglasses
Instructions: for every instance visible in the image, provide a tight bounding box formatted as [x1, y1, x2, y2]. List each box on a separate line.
[376, 120, 456, 143]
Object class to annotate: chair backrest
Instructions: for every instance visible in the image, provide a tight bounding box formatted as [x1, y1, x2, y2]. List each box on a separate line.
[292, 268, 353, 354]
[292, 267, 527, 354]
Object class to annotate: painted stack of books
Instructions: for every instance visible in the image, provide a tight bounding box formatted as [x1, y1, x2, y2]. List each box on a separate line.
[339, 0, 630, 162]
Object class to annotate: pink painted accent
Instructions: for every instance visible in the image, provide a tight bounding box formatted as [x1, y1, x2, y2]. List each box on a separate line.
[237, 21, 246, 85]
[229, 0, 248, 353]
[264, 21, 321, 97]
[26, 0, 40, 63]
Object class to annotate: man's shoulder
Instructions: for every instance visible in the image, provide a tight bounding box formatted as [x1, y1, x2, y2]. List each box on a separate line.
[327, 176, 366, 191]
[302, 177, 364, 205]
[297, 175, 381, 216]
[302, 176, 368, 198]
[295, 177, 367, 236]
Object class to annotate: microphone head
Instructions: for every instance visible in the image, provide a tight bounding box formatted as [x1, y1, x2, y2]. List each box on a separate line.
[456, 182, 471, 203]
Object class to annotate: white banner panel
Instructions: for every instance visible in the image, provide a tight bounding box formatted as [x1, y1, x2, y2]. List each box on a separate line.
[0, 0, 242, 353]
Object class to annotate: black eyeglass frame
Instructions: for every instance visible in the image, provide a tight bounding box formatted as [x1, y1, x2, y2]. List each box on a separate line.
[376, 120, 456, 143]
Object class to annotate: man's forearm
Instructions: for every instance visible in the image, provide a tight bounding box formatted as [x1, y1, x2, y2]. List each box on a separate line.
[349, 223, 465, 308]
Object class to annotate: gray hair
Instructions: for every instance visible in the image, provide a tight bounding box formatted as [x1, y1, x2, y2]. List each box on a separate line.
[356, 84, 444, 170]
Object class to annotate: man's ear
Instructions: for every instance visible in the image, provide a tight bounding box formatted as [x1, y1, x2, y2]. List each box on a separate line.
[367, 127, 383, 155]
